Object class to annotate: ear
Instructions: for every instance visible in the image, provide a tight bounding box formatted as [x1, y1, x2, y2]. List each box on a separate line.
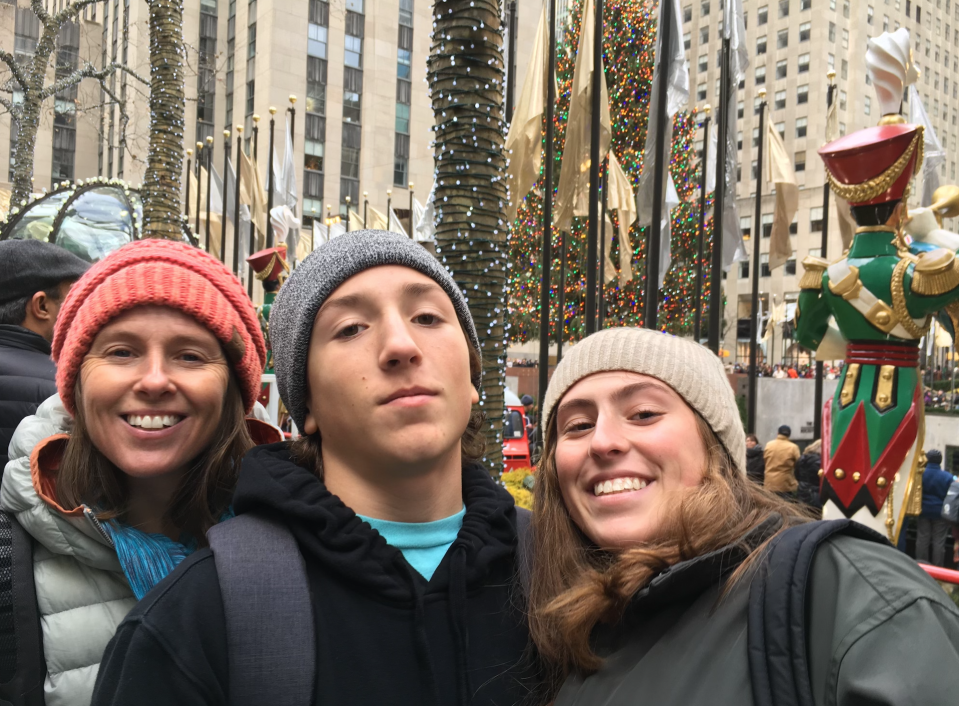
[29, 290, 53, 322]
[303, 410, 319, 435]
[471, 386, 480, 405]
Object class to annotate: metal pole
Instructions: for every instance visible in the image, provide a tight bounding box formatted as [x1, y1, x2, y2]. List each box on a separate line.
[813, 70, 837, 440]
[195, 142, 203, 238]
[248, 125, 257, 298]
[234, 126, 243, 278]
[346, 196, 351, 231]
[557, 234, 567, 361]
[409, 182, 414, 237]
[252, 114, 260, 163]
[708, 34, 731, 354]
[644, 0, 674, 330]
[584, 0, 604, 333]
[747, 92, 766, 435]
[387, 189, 392, 229]
[506, 0, 518, 123]
[205, 136, 213, 253]
[363, 191, 369, 228]
[538, 0, 557, 425]
[288, 95, 297, 147]
[266, 107, 277, 247]
[694, 107, 711, 342]
[598, 159, 607, 330]
[185, 149, 192, 219]
[221, 130, 230, 263]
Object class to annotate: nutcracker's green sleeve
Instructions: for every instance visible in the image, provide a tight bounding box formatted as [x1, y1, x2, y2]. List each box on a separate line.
[795, 256, 831, 350]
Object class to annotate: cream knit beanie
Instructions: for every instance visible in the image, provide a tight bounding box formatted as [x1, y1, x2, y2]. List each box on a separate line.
[541, 327, 746, 475]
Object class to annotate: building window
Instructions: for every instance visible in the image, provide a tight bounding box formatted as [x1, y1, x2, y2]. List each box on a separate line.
[800, 0, 811, 8]
[684, 31, 691, 49]
[865, 96, 872, 115]
[774, 90, 786, 109]
[698, 82, 707, 100]
[700, 26, 709, 43]
[758, 4, 768, 23]
[761, 254, 771, 277]
[841, 58, 848, 79]
[799, 22, 810, 41]
[701, 0, 710, 14]
[737, 131, 743, 150]
[345, 35, 363, 68]
[829, 21, 836, 42]
[842, 28, 849, 49]
[795, 150, 806, 171]
[839, 89, 847, 109]
[699, 53, 708, 71]
[755, 96, 764, 114]
[779, 0, 789, 16]
[785, 253, 797, 276]
[776, 59, 788, 78]
[755, 66, 766, 85]
[778, 28, 789, 48]
[752, 127, 760, 147]
[762, 214, 774, 238]
[810, 206, 824, 231]
[798, 53, 810, 73]
[757, 35, 767, 53]
[738, 100, 745, 118]
[797, 84, 808, 103]
[844, 0, 851, 15]
[684, 4, 692, 21]
[741, 215, 752, 239]
[775, 121, 785, 138]
[740, 259, 750, 278]
[868, 4, 874, 22]
[796, 117, 808, 137]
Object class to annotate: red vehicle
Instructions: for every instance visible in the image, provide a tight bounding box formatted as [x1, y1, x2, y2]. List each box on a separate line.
[503, 389, 532, 473]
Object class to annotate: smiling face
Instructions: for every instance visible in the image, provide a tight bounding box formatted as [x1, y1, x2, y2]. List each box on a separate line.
[79, 306, 230, 482]
[303, 265, 479, 478]
[554, 371, 709, 550]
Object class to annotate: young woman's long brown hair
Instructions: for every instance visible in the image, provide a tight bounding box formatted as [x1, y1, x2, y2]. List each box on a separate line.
[529, 412, 812, 698]
[57, 375, 254, 544]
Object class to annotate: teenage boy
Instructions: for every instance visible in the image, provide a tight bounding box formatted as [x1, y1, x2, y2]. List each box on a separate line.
[93, 231, 533, 706]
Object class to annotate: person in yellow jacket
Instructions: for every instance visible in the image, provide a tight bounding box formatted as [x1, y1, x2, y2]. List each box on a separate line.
[764, 425, 801, 496]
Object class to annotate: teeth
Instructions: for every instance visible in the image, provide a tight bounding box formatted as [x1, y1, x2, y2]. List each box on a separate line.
[127, 415, 181, 429]
[594, 478, 648, 496]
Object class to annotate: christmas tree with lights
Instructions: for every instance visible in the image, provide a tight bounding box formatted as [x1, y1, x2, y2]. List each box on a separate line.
[506, 0, 714, 343]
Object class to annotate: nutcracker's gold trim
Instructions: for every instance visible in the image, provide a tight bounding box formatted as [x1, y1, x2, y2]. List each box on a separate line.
[828, 265, 862, 300]
[840, 364, 860, 406]
[945, 301, 959, 334]
[910, 249, 959, 296]
[855, 225, 896, 233]
[891, 257, 932, 338]
[874, 365, 896, 411]
[799, 256, 829, 290]
[824, 128, 924, 204]
[865, 300, 898, 334]
[906, 453, 925, 516]
[894, 401, 926, 545]
[253, 253, 291, 282]
[885, 477, 895, 540]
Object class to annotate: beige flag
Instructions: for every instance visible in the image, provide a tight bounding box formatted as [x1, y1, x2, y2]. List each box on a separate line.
[238, 151, 269, 247]
[348, 209, 365, 232]
[554, 0, 611, 232]
[367, 205, 390, 231]
[504, 0, 550, 223]
[606, 152, 637, 286]
[766, 121, 798, 270]
[825, 98, 856, 250]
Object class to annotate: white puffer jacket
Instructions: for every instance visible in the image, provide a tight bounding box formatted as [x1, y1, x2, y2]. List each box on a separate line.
[1, 395, 136, 706]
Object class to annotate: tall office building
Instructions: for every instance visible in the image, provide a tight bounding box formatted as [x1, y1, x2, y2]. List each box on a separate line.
[0, 0, 538, 230]
[683, 0, 959, 361]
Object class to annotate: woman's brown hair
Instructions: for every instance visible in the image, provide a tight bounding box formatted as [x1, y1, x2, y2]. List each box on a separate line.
[291, 329, 486, 476]
[529, 410, 813, 699]
[57, 374, 254, 545]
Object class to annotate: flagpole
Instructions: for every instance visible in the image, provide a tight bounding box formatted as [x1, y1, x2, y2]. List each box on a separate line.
[252, 114, 260, 162]
[558, 234, 567, 361]
[248, 129, 258, 298]
[708, 32, 731, 354]
[506, 0, 518, 123]
[598, 159, 608, 330]
[644, 0, 674, 330]
[813, 69, 837, 440]
[205, 136, 213, 253]
[584, 0, 604, 334]
[221, 129, 230, 263]
[409, 182, 415, 237]
[346, 195, 351, 231]
[538, 0, 558, 419]
[234, 126, 243, 278]
[747, 89, 766, 435]
[266, 107, 277, 248]
[694, 105, 711, 342]
[185, 149, 192, 220]
[195, 142, 203, 238]
[363, 191, 369, 227]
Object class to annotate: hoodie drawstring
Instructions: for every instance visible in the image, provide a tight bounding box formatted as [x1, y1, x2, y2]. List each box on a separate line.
[448, 544, 472, 706]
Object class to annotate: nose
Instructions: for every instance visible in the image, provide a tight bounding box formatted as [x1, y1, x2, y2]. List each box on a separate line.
[377, 310, 423, 373]
[588, 411, 630, 461]
[131, 350, 176, 398]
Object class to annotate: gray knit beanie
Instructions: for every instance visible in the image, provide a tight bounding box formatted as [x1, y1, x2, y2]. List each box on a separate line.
[541, 327, 746, 476]
[270, 230, 481, 430]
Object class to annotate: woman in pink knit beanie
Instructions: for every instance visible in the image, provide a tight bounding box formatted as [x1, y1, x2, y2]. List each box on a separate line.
[0, 239, 278, 705]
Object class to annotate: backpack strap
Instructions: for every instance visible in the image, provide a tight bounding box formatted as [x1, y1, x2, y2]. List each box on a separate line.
[747, 519, 887, 706]
[515, 507, 532, 596]
[0, 510, 46, 706]
[209, 513, 315, 706]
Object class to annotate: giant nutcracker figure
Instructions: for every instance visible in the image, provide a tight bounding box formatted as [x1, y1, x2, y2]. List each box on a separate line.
[246, 244, 289, 374]
[795, 29, 959, 542]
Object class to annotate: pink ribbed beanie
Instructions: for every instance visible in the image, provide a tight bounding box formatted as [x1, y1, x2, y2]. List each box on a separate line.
[52, 239, 266, 414]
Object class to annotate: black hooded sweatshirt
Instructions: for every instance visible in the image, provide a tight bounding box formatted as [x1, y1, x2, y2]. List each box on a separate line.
[92, 443, 535, 706]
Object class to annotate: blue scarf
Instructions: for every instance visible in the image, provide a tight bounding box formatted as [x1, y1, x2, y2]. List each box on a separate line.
[102, 508, 234, 600]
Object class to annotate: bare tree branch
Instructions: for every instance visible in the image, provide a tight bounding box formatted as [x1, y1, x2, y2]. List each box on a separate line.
[0, 50, 30, 90]
[0, 95, 14, 113]
[38, 61, 148, 101]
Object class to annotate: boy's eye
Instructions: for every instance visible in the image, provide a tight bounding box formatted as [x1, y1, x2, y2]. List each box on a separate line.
[415, 313, 438, 325]
[338, 324, 361, 338]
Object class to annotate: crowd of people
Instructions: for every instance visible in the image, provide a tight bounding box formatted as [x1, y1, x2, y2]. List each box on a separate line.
[728, 362, 843, 379]
[1, 233, 959, 706]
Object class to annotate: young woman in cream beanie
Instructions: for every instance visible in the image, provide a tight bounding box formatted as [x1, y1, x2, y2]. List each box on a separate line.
[528, 327, 959, 706]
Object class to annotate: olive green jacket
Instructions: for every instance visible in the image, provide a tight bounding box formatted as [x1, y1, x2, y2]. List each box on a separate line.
[556, 524, 959, 706]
